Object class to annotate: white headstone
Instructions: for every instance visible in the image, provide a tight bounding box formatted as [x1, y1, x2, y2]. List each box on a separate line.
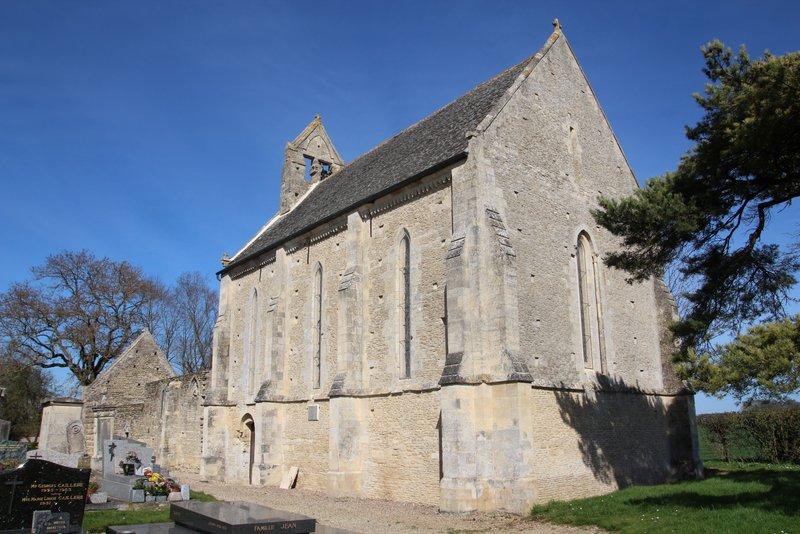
[103, 438, 154, 476]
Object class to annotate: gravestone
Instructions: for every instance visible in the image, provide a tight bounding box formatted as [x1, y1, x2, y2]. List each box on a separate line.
[26, 449, 82, 468]
[103, 438, 154, 476]
[0, 458, 90, 534]
[0, 440, 27, 466]
[0, 419, 10, 441]
[101, 438, 173, 501]
[66, 421, 85, 454]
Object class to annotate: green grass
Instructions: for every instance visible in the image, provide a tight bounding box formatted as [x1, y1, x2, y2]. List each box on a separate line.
[530, 461, 800, 534]
[82, 491, 217, 533]
[187, 490, 217, 502]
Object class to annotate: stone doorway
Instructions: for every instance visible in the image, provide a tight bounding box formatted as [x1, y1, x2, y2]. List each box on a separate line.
[241, 413, 255, 484]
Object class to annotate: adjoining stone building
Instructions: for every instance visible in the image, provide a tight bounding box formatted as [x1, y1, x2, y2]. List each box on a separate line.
[80, 330, 209, 473]
[202, 23, 701, 513]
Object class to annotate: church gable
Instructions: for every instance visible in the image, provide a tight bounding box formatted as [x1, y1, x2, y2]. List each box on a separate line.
[85, 329, 175, 405]
[485, 25, 638, 195]
[477, 25, 664, 389]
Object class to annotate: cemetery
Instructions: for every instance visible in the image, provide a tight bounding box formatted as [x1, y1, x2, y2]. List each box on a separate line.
[0, 339, 352, 533]
[0, 436, 352, 533]
[0, 3, 798, 532]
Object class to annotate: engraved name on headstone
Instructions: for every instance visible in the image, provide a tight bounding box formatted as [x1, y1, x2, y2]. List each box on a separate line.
[0, 459, 90, 534]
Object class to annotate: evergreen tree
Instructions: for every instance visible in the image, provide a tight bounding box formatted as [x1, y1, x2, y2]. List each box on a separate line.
[593, 41, 800, 383]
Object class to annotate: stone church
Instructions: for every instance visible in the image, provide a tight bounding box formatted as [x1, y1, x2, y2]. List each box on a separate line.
[200, 23, 701, 513]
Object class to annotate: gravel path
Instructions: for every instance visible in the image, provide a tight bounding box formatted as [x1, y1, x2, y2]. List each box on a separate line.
[176, 472, 601, 534]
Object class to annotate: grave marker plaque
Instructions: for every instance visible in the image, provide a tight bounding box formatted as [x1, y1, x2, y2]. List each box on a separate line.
[0, 441, 27, 466]
[0, 458, 90, 534]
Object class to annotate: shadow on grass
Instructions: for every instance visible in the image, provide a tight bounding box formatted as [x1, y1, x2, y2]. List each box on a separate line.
[626, 467, 800, 516]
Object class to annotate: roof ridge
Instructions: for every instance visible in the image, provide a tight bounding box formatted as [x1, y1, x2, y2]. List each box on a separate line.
[327, 53, 538, 175]
[222, 27, 558, 274]
[230, 54, 537, 264]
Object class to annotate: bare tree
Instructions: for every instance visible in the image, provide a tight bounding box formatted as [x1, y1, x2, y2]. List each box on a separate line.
[158, 272, 217, 374]
[0, 251, 165, 385]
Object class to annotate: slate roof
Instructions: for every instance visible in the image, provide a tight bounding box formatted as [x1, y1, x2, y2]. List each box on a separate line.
[223, 51, 534, 273]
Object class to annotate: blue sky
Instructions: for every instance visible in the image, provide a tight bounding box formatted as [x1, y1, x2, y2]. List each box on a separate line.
[1, 1, 798, 412]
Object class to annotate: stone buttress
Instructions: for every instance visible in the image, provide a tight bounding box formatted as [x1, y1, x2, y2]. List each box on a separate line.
[200, 274, 233, 481]
[439, 131, 535, 513]
[327, 211, 369, 495]
[252, 247, 290, 486]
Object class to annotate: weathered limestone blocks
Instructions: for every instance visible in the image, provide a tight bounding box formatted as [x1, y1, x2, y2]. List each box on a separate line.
[440, 383, 535, 513]
[199, 24, 701, 514]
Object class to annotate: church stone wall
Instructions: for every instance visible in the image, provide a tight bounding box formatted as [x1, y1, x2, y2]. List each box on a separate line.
[482, 35, 663, 389]
[205, 173, 451, 501]
[362, 171, 451, 390]
[362, 390, 441, 505]
[527, 388, 687, 502]
[140, 372, 208, 473]
[279, 400, 331, 491]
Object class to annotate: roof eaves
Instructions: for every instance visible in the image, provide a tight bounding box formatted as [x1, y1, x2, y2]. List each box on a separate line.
[217, 152, 468, 277]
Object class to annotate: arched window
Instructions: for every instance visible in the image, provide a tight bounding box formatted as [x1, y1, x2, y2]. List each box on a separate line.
[243, 289, 258, 398]
[160, 386, 169, 416]
[399, 232, 412, 378]
[263, 297, 274, 382]
[576, 232, 605, 371]
[313, 265, 323, 389]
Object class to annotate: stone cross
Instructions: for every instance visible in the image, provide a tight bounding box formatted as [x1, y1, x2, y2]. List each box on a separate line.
[29, 451, 42, 459]
[5, 475, 23, 514]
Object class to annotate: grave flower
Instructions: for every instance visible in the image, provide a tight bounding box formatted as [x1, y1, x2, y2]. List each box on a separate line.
[118, 451, 140, 476]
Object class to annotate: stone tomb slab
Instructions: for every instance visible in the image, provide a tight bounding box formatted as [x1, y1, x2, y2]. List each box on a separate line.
[170, 500, 316, 534]
[100, 472, 141, 501]
[107, 523, 354, 534]
[106, 523, 197, 534]
[0, 458, 90, 533]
